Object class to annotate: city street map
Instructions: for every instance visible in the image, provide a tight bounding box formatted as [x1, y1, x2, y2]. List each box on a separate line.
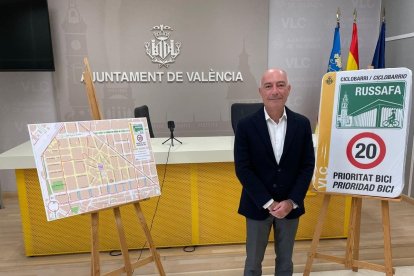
[28, 118, 160, 221]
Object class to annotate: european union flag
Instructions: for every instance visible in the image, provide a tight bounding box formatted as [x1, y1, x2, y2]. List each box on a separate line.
[327, 25, 342, 72]
[371, 21, 386, 69]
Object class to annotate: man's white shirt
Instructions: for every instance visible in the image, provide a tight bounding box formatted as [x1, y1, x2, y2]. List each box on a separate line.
[262, 107, 298, 210]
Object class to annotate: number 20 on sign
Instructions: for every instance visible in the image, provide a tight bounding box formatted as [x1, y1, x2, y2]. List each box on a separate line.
[346, 132, 386, 169]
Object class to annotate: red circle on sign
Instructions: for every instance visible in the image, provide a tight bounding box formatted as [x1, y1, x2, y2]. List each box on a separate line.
[346, 132, 386, 169]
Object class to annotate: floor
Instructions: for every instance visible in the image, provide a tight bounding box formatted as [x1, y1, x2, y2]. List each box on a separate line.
[293, 266, 414, 275]
[1, 194, 413, 275]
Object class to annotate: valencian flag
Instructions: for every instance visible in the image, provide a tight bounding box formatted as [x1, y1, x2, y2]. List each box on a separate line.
[371, 21, 386, 68]
[346, 22, 359, 70]
[327, 23, 342, 72]
[316, 17, 342, 134]
[316, 15, 342, 134]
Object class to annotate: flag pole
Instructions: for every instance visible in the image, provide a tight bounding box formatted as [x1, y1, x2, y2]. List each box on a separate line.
[346, 8, 359, 70]
[353, 8, 357, 22]
[336, 7, 340, 27]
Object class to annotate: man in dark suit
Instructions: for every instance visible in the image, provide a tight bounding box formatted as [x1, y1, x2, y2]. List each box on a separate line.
[234, 68, 315, 276]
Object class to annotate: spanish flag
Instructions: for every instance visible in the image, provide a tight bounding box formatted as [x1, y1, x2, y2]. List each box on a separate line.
[346, 22, 359, 70]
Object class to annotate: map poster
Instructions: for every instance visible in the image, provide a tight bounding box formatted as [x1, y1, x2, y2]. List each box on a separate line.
[312, 68, 412, 197]
[28, 118, 160, 221]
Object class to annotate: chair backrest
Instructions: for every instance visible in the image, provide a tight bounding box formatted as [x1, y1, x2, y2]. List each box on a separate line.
[134, 105, 155, 138]
[231, 103, 263, 134]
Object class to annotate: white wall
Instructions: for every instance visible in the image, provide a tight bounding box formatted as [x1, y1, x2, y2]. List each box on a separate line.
[0, 0, 386, 195]
[0, 72, 57, 192]
[0, 0, 269, 193]
[268, 0, 381, 125]
[48, 0, 269, 137]
[383, 0, 414, 197]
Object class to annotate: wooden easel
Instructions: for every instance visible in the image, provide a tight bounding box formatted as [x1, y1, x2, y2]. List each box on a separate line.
[83, 57, 166, 276]
[303, 191, 401, 276]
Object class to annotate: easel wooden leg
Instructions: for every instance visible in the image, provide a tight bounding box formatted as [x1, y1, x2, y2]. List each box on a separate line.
[381, 200, 393, 276]
[345, 197, 362, 271]
[303, 194, 332, 276]
[352, 198, 362, 272]
[133, 202, 166, 276]
[113, 207, 133, 275]
[91, 212, 100, 276]
[83, 58, 164, 275]
[304, 193, 399, 275]
[345, 197, 356, 268]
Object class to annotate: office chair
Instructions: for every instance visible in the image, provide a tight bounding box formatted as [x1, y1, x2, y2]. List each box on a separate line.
[134, 105, 155, 138]
[231, 103, 263, 134]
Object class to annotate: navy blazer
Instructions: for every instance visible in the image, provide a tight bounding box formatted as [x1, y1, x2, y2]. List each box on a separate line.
[234, 106, 315, 220]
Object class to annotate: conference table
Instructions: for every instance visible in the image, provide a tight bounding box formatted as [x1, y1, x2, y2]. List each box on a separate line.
[0, 136, 349, 256]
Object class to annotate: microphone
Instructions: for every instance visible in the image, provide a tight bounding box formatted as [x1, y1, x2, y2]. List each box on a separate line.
[168, 120, 175, 131]
[163, 120, 182, 146]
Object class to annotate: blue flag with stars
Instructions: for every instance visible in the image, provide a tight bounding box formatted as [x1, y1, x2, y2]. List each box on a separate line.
[327, 25, 342, 72]
[371, 21, 386, 69]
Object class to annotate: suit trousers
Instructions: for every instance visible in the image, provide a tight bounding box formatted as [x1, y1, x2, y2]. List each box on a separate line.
[244, 215, 299, 276]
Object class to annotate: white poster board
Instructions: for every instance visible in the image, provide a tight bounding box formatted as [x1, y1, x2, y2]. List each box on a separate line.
[313, 68, 412, 198]
[28, 118, 160, 221]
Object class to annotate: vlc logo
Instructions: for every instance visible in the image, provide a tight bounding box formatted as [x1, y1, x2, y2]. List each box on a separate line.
[145, 24, 181, 68]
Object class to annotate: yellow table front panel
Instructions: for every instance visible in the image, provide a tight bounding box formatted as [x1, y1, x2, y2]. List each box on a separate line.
[16, 163, 349, 256]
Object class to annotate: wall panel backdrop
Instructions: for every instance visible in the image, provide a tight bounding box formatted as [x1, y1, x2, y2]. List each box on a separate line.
[268, 0, 381, 125]
[49, 0, 269, 137]
[383, 0, 414, 197]
[0, 0, 268, 192]
[0, 0, 386, 195]
[0, 72, 57, 192]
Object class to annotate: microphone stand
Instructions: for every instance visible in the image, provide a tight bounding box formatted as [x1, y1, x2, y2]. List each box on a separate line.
[162, 126, 182, 147]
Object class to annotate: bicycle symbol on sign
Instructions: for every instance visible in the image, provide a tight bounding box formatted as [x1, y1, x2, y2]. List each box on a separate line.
[382, 109, 399, 127]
